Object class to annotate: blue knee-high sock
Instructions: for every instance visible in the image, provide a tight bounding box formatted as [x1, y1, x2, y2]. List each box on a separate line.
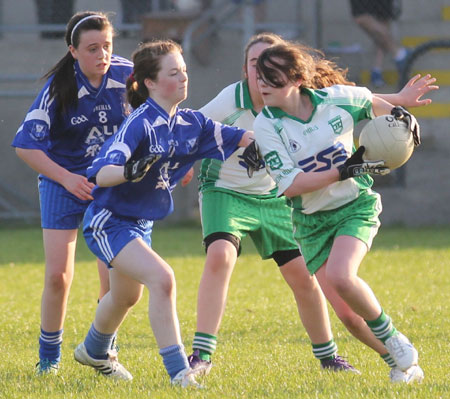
[84, 324, 115, 360]
[159, 345, 189, 379]
[39, 328, 63, 363]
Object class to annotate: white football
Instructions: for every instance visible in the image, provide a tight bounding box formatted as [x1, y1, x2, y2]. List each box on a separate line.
[359, 115, 414, 170]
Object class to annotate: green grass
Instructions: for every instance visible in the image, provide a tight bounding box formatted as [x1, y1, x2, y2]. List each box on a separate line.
[0, 225, 449, 398]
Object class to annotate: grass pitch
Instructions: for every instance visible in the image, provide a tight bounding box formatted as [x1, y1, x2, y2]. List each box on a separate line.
[0, 224, 449, 398]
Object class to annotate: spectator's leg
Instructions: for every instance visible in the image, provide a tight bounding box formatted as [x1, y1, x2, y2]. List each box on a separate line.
[354, 14, 398, 56]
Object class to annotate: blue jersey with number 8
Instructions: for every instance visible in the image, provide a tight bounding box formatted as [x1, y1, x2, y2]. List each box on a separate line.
[12, 55, 133, 178]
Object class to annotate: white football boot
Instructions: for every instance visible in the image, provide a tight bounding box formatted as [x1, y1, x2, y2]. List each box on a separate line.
[390, 365, 424, 384]
[171, 368, 203, 388]
[384, 332, 418, 371]
[74, 342, 133, 381]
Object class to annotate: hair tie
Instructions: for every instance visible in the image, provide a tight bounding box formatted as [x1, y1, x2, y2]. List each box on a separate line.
[70, 14, 104, 45]
[129, 72, 135, 82]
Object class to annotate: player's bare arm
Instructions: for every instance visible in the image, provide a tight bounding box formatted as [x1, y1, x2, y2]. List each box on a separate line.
[371, 96, 396, 117]
[15, 147, 94, 201]
[375, 73, 439, 108]
[283, 169, 339, 198]
[238, 131, 255, 147]
[96, 165, 127, 187]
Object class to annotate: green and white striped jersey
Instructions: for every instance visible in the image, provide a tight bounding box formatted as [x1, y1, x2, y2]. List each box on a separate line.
[254, 85, 376, 214]
[199, 81, 276, 195]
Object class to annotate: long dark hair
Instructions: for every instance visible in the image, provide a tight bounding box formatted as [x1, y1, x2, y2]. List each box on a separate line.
[43, 11, 113, 114]
[126, 40, 183, 109]
[256, 42, 354, 90]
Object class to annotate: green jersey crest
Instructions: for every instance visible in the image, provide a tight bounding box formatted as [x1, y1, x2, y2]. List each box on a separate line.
[328, 115, 343, 135]
[264, 151, 283, 170]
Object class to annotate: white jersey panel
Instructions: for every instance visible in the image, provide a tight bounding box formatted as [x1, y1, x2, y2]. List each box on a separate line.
[199, 82, 276, 195]
[254, 85, 374, 213]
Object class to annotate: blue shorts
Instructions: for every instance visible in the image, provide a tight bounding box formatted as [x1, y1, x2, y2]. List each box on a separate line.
[83, 202, 153, 268]
[39, 177, 91, 229]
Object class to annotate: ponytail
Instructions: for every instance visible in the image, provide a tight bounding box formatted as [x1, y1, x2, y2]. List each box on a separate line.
[126, 73, 149, 110]
[43, 53, 77, 115]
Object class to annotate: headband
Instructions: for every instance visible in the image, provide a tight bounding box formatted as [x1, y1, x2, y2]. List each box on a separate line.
[70, 14, 104, 45]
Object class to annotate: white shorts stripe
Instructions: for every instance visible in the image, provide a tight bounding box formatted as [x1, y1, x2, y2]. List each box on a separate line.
[90, 208, 114, 262]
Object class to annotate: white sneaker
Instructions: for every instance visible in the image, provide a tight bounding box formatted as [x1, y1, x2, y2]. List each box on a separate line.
[171, 368, 203, 388]
[74, 342, 133, 381]
[384, 332, 418, 371]
[390, 365, 424, 384]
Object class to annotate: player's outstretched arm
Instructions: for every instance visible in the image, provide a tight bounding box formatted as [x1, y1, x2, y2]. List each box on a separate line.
[96, 153, 161, 186]
[96, 165, 127, 187]
[238, 131, 255, 147]
[375, 74, 439, 108]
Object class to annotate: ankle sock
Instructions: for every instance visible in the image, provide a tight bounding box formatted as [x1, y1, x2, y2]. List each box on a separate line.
[366, 310, 398, 344]
[39, 327, 63, 363]
[312, 339, 338, 361]
[193, 332, 217, 361]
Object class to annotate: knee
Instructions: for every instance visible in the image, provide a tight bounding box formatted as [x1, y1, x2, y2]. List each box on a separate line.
[45, 269, 73, 293]
[291, 274, 317, 295]
[336, 310, 364, 331]
[354, 14, 372, 28]
[111, 287, 143, 309]
[123, 290, 143, 308]
[205, 242, 236, 275]
[326, 273, 354, 296]
[153, 267, 176, 298]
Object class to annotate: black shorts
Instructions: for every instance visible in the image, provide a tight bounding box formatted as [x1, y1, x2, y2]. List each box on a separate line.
[350, 0, 402, 21]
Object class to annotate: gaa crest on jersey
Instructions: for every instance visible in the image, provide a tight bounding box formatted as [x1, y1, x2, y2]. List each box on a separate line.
[186, 137, 198, 154]
[328, 115, 343, 135]
[30, 122, 47, 141]
[289, 139, 301, 153]
[264, 151, 283, 170]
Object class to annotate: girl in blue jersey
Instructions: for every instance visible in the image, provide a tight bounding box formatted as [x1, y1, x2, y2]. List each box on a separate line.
[253, 41, 423, 383]
[74, 40, 253, 386]
[11, 11, 133, 375]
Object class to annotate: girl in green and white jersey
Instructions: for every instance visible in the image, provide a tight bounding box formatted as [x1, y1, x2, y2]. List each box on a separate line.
[253, 40, 426, 383]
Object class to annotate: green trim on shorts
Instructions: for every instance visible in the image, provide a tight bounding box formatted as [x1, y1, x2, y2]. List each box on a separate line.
[200, 187, 298, 259]
[292, 190, 381, 274]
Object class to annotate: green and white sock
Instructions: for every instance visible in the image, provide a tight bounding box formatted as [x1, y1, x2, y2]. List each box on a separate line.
[381, 353, 396, 368]
[312, 339, 338, 361]
[366, 309, 398, 344]
[193, 332, 217, 361]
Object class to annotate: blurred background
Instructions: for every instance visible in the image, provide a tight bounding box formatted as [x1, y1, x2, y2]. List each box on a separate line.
[1, 0, 449, 226]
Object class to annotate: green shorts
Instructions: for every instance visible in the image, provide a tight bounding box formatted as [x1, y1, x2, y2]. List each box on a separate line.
[200, 188, 298, 259]
[292, 190, 382, 275]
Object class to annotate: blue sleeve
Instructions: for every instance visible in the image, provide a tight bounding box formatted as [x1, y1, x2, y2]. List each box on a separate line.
[11, 79, 56, 152]
[194, 112, 245, 161]
[87, 113, 147, 182]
